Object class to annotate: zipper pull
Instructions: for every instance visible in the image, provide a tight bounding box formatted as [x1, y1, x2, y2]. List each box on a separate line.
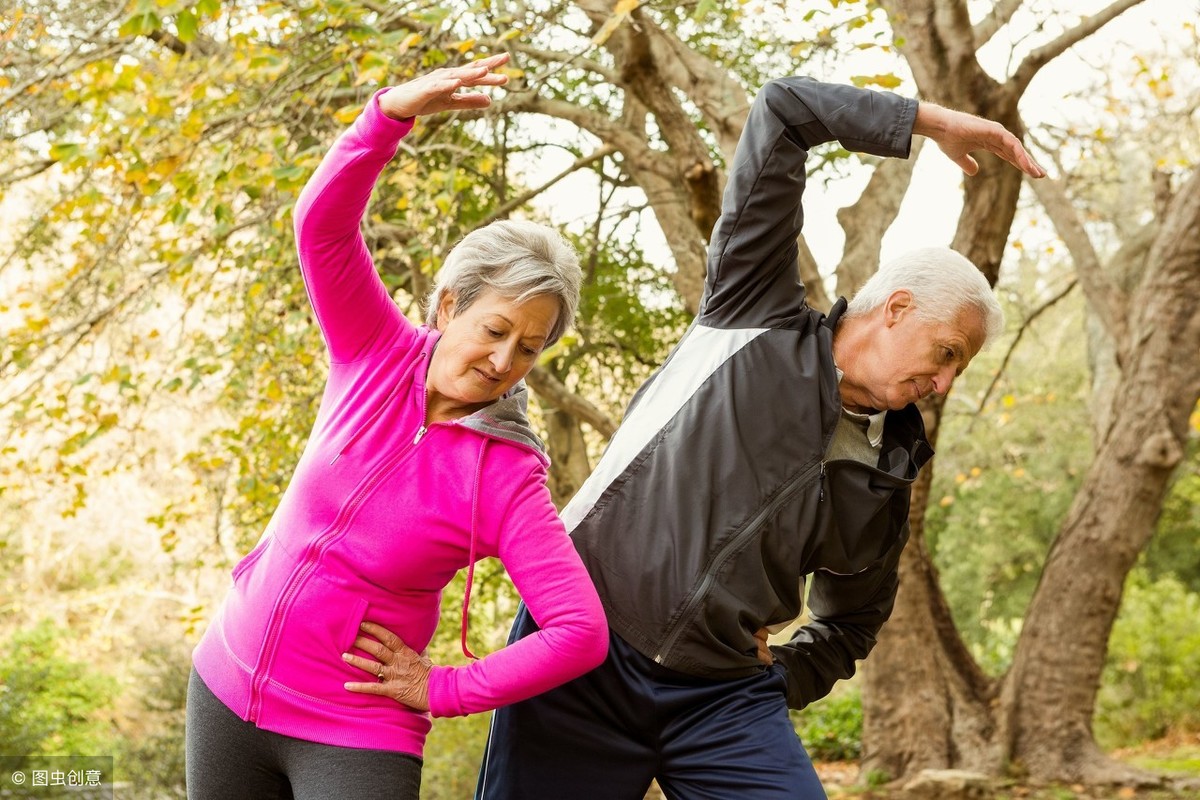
[819, 461, 826, 502]
[413, 425, 427, 445]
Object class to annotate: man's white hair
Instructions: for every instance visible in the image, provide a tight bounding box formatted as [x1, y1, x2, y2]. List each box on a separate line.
[844, 246, 1004, 344]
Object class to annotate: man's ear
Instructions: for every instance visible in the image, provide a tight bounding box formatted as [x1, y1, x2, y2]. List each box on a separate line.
[883, 289, 914, 328]
[436, 291, 457, 330]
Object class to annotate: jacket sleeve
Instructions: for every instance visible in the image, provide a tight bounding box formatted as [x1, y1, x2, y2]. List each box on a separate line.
[769, 524, 909, 709]
[424, 462, 608, 717]
[293, 89, 419, 363]
[698, 77, 917, 330]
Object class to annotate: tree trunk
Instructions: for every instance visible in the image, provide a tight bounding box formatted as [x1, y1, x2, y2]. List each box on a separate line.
[866, 160, 1200, 785]
[543, 407, 594, 509]
[863, 0, 1157, 783]
[1005, 166, 1200, 781]
[861, 399, 1002, 780]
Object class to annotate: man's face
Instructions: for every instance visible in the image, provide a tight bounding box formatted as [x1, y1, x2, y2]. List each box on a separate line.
[850, 290, 987, 412]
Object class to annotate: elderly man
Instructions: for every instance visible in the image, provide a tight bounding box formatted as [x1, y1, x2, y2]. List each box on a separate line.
[476, 73, 1044, 800]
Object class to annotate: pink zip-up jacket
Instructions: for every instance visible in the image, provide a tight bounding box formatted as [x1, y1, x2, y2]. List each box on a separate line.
[191, 89, 608, 757]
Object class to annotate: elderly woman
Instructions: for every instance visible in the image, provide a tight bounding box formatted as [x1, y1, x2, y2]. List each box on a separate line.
[185, 54, 607, 798]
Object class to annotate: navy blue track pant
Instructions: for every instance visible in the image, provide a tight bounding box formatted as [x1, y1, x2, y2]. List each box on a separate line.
[476, 605, 827, 799]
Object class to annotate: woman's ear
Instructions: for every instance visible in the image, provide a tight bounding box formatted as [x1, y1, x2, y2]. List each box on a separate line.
[435, 291, 457, 330]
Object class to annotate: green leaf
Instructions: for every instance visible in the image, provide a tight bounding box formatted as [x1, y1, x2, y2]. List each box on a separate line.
[119, 11, 162, 37]
[692, 0, 717, 21]
[176, 10, 198, 43]
[49, 143, 81, 162]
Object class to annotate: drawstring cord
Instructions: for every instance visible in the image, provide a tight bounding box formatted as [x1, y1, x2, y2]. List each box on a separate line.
[460, 438, 486, 660]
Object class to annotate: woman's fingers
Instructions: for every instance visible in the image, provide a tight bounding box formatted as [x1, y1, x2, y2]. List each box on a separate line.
[359, 620, 406, 652]
[342, 650, 384, 678]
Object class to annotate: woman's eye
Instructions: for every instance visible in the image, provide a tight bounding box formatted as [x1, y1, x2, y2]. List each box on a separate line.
[485, 327, 502, 337]
[520, 345, 538, 357]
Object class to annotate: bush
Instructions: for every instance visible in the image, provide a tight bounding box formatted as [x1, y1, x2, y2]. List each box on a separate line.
[1095, 572, 1200, 748]
[0, 620, 118, 759]
[791, 684, 863, 761]
[421, 711, 492, 799]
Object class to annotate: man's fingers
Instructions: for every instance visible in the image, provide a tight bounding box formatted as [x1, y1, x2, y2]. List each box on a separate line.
[954, 153, 980, 176]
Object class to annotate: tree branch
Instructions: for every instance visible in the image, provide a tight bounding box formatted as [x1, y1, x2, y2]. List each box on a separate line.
[1012, 0, 1147, 93]
[477, 144, 617, 228]
[834, 141, 923, 299]
[971, 278, 1078, 422]
[525, 366, 617, 438]
[509, 42, 620, 85]
[1025, 173, 1130, 354]
[973, 0, 1024, 48]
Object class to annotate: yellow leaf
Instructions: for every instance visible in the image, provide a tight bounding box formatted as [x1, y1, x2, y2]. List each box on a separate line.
[355, 65, 388, 87]
[939, 496, 954, 508]
[1012, 468, 1026, 478]
[851, 73, 903, 90]
[333, 105, 361, 124]
[592, 0, 640, 45]
[954, 473, 967, 484]
[451, 38, 476, 54]
[1002, 394, 1015, 408]
[969, 467, 982, 478]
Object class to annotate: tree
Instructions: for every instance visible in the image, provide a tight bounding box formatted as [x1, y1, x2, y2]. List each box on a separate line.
[861, 0, 1200, 783]
[3, 0, 1197, 790]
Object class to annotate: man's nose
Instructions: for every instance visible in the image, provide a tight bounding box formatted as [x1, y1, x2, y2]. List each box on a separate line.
[932, 365, 957, 395]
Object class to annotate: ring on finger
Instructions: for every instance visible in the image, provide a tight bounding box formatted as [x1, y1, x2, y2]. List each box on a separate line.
[376, 662, 385, 681]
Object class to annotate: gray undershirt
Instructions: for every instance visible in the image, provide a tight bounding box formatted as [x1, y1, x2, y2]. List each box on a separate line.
[826, 368, 885, 466]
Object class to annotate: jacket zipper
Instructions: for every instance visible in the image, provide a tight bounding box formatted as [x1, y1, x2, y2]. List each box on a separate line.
[249, 379, 434, 722]
[653, 458, 825, 665]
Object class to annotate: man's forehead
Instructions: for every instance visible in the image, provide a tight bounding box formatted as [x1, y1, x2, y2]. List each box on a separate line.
[951, 308, 988, 357]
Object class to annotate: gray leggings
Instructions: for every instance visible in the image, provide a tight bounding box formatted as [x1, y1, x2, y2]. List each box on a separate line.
[186, 669, 422, 799]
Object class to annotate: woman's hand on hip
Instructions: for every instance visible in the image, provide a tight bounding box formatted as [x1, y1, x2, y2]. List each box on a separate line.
[343, 621, 433, 712]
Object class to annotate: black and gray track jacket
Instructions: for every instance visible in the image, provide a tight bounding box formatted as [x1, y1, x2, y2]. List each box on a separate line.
[561, 76, 933, 710]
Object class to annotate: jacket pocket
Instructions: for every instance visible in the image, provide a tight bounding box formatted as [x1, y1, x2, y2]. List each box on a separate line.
[231, 532, 272, 582]
[338, 595, 370, 654]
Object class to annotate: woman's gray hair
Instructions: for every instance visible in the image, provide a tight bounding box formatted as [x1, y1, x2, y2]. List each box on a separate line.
[844, 246, 1005, 345]
[425, 219, 583, 346]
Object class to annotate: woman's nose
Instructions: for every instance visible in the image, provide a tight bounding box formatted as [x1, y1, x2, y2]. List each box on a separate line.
[490, 342, 516, 373]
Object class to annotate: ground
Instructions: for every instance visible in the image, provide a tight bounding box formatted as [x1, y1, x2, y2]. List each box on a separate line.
[815, 732, 1200, 799]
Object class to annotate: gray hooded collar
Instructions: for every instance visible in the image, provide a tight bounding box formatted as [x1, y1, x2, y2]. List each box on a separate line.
[458, 380, 548, 462]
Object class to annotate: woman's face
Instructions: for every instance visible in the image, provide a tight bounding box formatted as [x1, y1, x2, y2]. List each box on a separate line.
[426, 288, 559, 418]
